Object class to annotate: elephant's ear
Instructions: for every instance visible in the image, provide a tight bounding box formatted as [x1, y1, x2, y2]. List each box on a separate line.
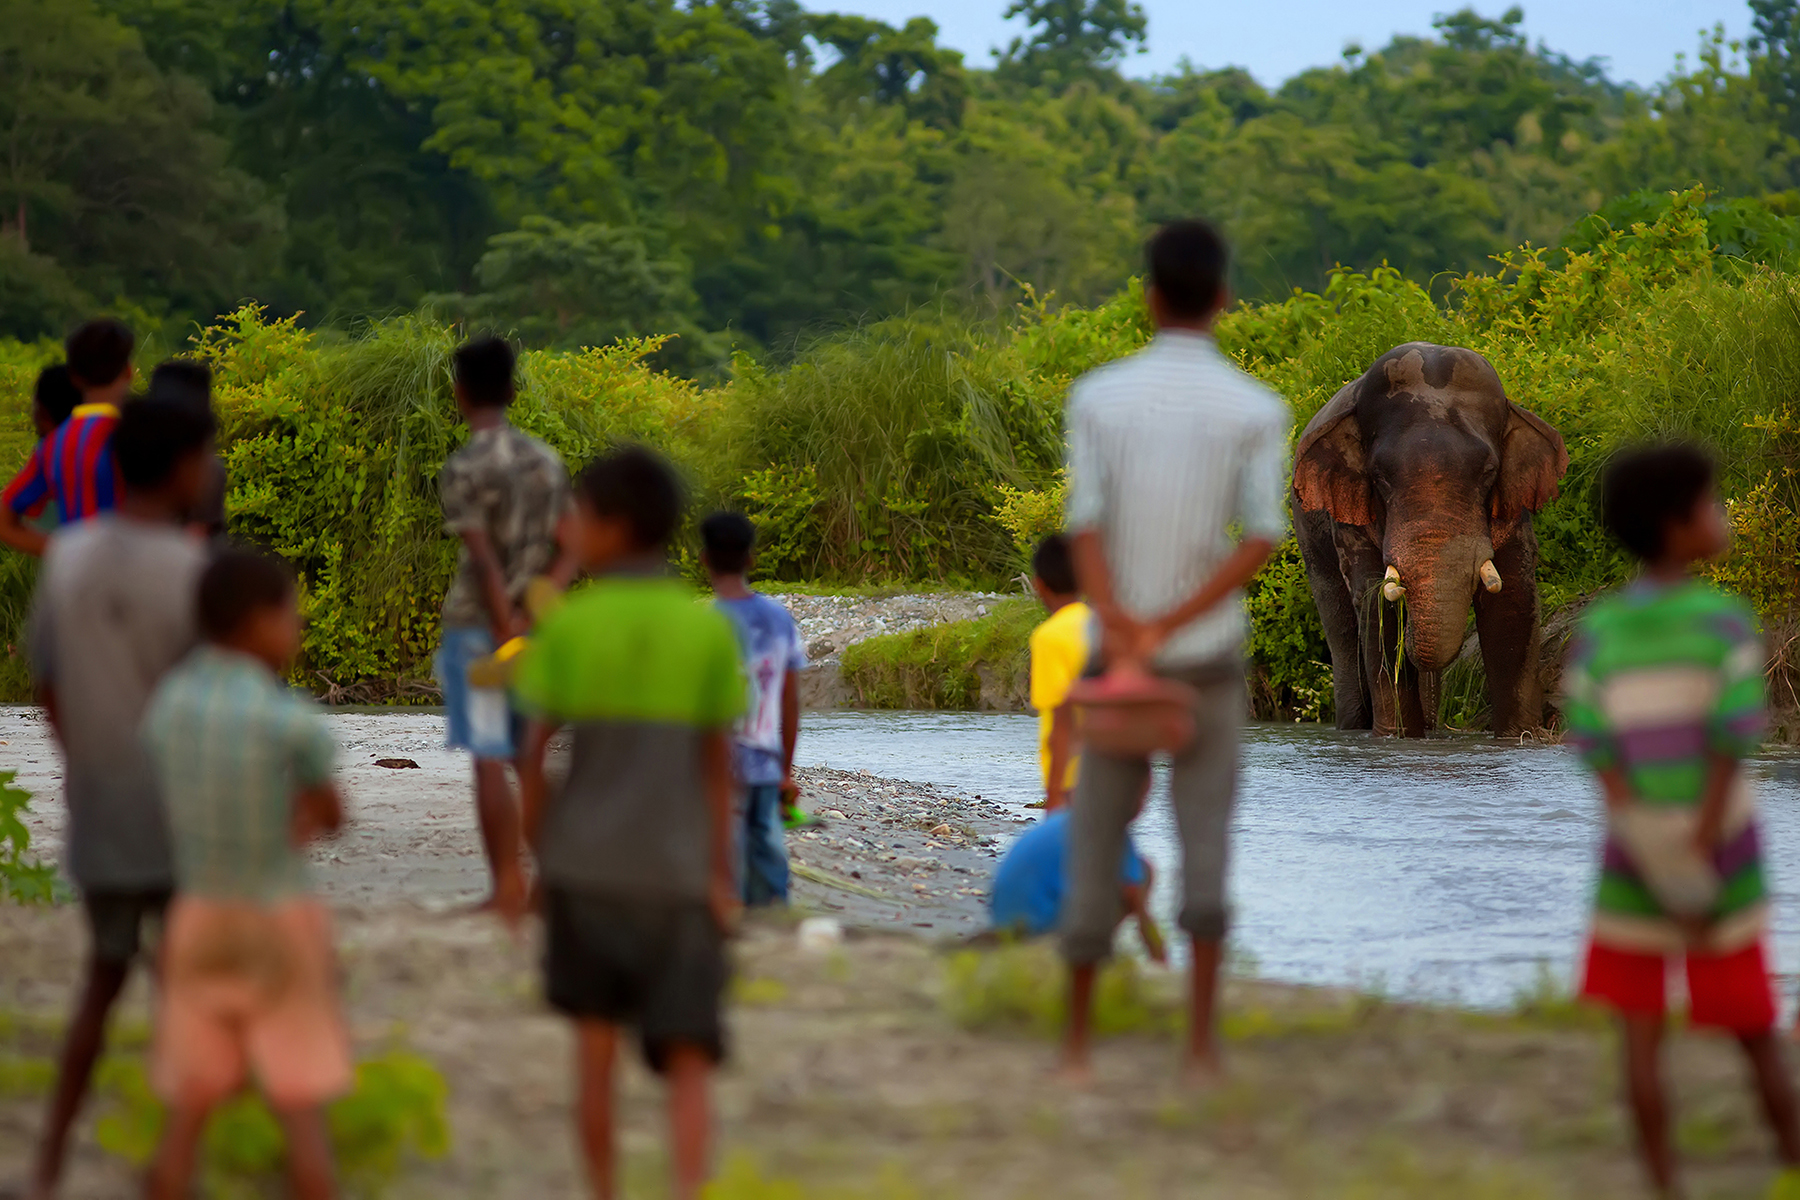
[1292, 382, 1374, 525]
[1493, 402, 1569, 520]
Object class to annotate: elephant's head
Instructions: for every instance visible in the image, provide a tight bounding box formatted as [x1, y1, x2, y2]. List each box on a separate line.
[1291, 343, 1568, 673]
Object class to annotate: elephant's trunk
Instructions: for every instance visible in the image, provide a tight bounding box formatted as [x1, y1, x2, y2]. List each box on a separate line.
[1386, 528, 1489, 675]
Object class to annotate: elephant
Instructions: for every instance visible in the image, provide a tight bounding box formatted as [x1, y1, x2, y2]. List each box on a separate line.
[1291, 343, 1569, 737]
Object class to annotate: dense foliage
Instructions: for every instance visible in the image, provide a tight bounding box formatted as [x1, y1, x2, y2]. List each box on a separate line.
[10, 0, 1800, 371]
[4, 189, 1799, 723]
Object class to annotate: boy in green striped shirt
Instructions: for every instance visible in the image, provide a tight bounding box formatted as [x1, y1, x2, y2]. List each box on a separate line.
[511, 446, 743, 1200]
[1565, 444, 1800, 1196]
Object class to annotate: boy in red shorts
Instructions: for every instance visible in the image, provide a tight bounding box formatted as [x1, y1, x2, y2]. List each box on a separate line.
[1564, 444, 1800, 1197]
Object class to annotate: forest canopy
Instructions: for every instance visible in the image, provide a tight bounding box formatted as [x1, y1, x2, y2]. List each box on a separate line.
[6, 0, 1800, 369]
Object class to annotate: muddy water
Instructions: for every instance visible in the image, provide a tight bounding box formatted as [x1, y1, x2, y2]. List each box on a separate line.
[799, 713, 1800, 1008]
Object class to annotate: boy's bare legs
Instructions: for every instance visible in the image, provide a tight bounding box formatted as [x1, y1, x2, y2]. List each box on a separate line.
[31, 957, 129, 1199]
[472, 759, 524, 911]
[575, 1021, 619, 1200]
[1058, 964, 1097, 1087]
[1620, 1014, 1678, 1197]
[664, 1043, 713, 1200]
[1738, 1031, 1800, 1167]
[1184, 937, 1224, 1085]
[274, 1106, 337, 1200]
[144, 1102, 210, 1200]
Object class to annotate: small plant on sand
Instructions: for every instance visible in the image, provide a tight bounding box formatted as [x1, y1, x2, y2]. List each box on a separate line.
[703, 1152, 923, 1199]
[96, 1049, 450, 1197]
[941, 940, 1179, 1038]
[1505, 960, 1605, 1030]
[0, 772, 60, 905]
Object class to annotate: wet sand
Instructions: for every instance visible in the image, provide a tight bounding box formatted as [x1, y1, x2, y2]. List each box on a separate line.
[0, 708, 1016, 930]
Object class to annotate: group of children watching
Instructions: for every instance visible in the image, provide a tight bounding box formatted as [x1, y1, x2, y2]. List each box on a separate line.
[8, 304, 1800, 1200]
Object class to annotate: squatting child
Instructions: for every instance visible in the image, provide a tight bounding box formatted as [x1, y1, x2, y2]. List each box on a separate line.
[513, 447, 744, 1200]
[1565, 444, 1800, 1197]
[701, 510, 806, 905]
[434, 335, 570, 913]
[142, 549, 351, 1200]
[22, 397, 216, 1200]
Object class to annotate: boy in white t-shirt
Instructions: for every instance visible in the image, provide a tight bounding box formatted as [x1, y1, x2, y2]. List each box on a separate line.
[700, 511, 806, 905]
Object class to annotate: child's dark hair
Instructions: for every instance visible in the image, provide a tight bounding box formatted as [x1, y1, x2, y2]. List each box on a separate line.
[112, 398, 217, 490]
[700, 511, 756, 575]
[1601, 443, 1716, 560]
[576, 445, 683, 549]
[454, 335, 516, 408]
[64, 318, 134, 388]
[1032, 532, 1079, 596]
[148, 358, 213, 413]
[33, 365, 80, 427]
[198, 548, 296, 641]
[1146, 220, 1229, 320]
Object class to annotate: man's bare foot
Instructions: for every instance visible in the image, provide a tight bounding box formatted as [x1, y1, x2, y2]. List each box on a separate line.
[1051, 1056, 1095, 1090]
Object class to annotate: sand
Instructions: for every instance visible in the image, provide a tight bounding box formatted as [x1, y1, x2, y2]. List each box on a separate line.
[1, 709, 1795, 1198]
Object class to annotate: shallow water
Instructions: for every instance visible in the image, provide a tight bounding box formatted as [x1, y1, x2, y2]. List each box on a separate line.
[799, 712, 1800, 1008]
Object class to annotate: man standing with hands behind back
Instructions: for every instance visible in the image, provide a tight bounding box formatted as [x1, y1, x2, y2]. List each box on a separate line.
[1058, 220, 1290, 1086]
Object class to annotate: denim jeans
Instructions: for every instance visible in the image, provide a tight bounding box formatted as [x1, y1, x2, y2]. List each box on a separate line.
[739, 784, 790, 906]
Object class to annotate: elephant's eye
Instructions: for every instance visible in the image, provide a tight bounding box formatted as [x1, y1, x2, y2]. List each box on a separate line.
[1374, 476, 1392, 500]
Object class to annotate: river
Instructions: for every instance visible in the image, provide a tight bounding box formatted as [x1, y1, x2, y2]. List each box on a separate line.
[798, 712, 1800, 1009]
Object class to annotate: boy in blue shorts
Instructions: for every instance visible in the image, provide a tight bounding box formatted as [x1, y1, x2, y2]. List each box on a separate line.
[434, 335, 568, 913]
[700, 511, 806, 905]
[513, 447, 744, 1200]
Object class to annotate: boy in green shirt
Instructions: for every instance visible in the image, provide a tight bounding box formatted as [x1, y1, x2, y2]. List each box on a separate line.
[511, 446, 744, 1200]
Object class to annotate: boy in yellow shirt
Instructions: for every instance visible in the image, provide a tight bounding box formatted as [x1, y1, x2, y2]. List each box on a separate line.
[1029, 533, 1091, 810]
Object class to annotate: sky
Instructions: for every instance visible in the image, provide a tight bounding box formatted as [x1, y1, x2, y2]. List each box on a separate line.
[811, 0, 1754, 89]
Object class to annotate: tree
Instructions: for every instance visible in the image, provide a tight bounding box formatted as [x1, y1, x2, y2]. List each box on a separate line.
[0, 0, 278, 338]
[435, 217, 723, 370]
[997, 0, 1146, 91]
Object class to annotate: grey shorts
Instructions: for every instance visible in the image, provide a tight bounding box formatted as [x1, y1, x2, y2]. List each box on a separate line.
[1061, 660, 1244, 966]
[83, 888, 172, 967]
[543, 889, 728, 1073]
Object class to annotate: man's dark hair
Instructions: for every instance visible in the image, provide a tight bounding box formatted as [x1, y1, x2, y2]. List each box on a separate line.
[700, 511, 756, 575]
[198, 547, 296, 641]
[1032, 532, 1078, 596]
[33, 365, 80, 427]
[1146, 220, 1229, 320]
[1600, 443, 1716, 561]
[64, 318, 135, 388]
[112, 398, 217, 491]
[454, 335, 516, 408]
[148, 358, 213, 413]
[575, 445, 683, 549]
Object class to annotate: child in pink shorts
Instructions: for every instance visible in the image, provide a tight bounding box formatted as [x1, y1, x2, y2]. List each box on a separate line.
[141, 548, 350, 1200]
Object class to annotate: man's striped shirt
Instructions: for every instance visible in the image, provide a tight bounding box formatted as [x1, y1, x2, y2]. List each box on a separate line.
[1064, 331, 1290, 667]
[1564, 579, 1769, 952]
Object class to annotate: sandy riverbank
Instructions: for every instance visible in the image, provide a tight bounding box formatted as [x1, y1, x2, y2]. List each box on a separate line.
[1, 709, 1796, 1197]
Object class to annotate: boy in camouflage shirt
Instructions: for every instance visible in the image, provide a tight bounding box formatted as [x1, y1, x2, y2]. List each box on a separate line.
[434, 335, 569, 913]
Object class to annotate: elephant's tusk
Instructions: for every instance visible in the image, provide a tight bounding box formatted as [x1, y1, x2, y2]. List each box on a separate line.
[1479, 560, 1502, 594]
[1382, 564, 1405, 603]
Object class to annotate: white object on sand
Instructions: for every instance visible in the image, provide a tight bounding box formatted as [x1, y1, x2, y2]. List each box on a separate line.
[797, 917, 844, 954]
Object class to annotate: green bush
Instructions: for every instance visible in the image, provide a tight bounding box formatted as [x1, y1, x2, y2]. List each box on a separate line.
[6, 188, 1800, 713]
[839, 598, 1039, 710]
[95, 1049, 450, 1197]
[0, 773, 60, 905]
